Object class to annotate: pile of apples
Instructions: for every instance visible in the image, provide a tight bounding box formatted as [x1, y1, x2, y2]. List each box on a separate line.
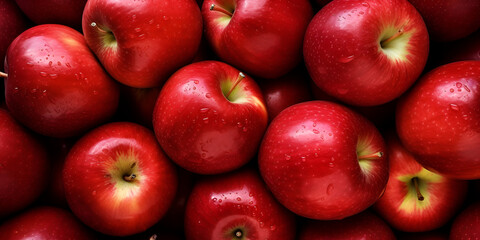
[1, 0, 479, 239]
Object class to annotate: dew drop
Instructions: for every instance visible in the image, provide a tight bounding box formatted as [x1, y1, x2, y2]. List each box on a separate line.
[148, 19, 154, 24]
[328, 162, 335, 168]
[163, 15, 169, 20]
[39, 72, 48, 77]
[30, 88, 37, 93]
[362, 2, 370, 7]
[449, 103, 459, 111]
[138, 34, 146, 39]
[284, 154, 291, 160]
[65, 63, 71, 68]
[49, 61, 53, 66]
[450, 88, 455, 93]
[26, 62, 34, 66]
[242, 127, 248, 132]
[193, 80, 199, 84]
[312, 129, 320, 134]
[199, 107, 209, 113]
[49, 73, 58, 79]
[259, 222, 265, 227]
[93, 90, 98, 95]
[212, 198, 217, 202]
[237, 122, 243, 128]
[270, 225, 276, 231]
[57, 61, 62, 66]
[205, 93, 212, 98]
[464, 85, 471, 92]
[202, 117, 209, 123]
[338, 55, 355, 63]
[456, 82, 463, 88]
[236, 197, 242, 201]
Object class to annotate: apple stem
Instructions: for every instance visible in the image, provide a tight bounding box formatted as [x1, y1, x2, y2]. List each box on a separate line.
[90, 22, 109, 34]
[226, 72, 246, 99]
[412, 177, 424, 201]
[0, 72, 7, 78]
[123, 173, 136, 182]
[149, 234, 158, 240]
[381, 29, 404, 48]
[209, 4, 233, 17]
[358, 151, 383, 160]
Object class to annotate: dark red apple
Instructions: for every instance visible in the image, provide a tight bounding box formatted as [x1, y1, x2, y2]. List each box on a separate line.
[63, 122, 178, 236]
[153, 61, 268, 174]
[0, 0, 29, 72]
[0, 108, 49, 218]
[450, 201, 480, 240]
[298, 211, 396, 240]
[396, 61, 480, 179]
[4, 24, 119, 138]
[82, 0, 203, 88]
[0, 206, 96, 239]
[202, 0, 313, 79]
[184, 168, 297, 240]
[373, 134, 468, 232]
[304, 0, 429, 106]
[259, 101, 388, 220]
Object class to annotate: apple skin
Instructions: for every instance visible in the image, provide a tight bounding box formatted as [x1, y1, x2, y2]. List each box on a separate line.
[450, 201, 480, 240]
[153, 61, 268, 175]
[407, 0, 480, 42]
[0, 206, 97, 239]
[258, 100, 388, 220]
[14, 0, 86, 30]
[63, 122, 178, 236]
[298, 211, 396, 240]
[396, 61, 480, 180]
[4, 24, 120, 138]
[184, 168, 297, 240]
[82, 0, 203, 88]
[373, 134, 468, 232]
[0, 108, 49, 218]
[202, 0, 313, 79]
[304, 0, 429, 106]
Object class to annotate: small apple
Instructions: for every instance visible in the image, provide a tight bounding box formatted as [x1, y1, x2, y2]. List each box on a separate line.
[63, 122, 178, 236]
[450, 201, 480, 240]
[184, 168, 297, 240]
[259, 100, 388, 220]
[202, 0, 313, 79]
[82, 0, 203, 88]
[396, 61, 480, 179]
[373, 133, 468, 232]
[153, 61, 268, 174]
[304, 0, 429, 106]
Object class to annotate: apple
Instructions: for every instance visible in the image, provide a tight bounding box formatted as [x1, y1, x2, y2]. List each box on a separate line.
[202, 0, 313, 79]
[0, 206, 96, 239]
[373, 133, 468, 232]
[0, 108, 49, 218]
[0, 0, 29, 72]
[298, 210, 396, 240]
[258, 100, 388, 220]
[82, 0, 203, 88]
[433, 30, 480, 67]
[63, 122, 178, 236]
[396, 61, 480, 179]
[184, 168, 297, 240]
[4, 24, 120, 138]
[304, 0, 429, 106]
[450, 201, 480, 240]
[153, 61, 268, 175]
[407, 0, 480, 42]
[14, 0, 86, 30]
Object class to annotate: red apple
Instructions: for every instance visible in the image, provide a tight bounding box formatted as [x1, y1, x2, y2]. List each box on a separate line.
[202, 0, 313, 79]
[184, 168, 297, 240]
[63, 122, 178, 236]
[4, 24, 120, 138]
[259, 100, 388, 220]
[0, 206, 96, 239]
[82, 0, 203, 88]
[298, 211, 396, 240]
[0, 108, 49, 218]
[373, 133, 468, 232]
[304, 0, 429, 106]
[396, 61, 480, 179]
[407, 0, 480, 42]
[153, 61, 268, 174]
[0, 0, 29, 72]
[434, 30, 480, 67]
[450, 201, 480, 240]
[14, 0, 86, 30]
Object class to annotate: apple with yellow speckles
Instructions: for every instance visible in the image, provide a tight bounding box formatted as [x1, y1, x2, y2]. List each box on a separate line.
[153, 61, 268, 175]
[304, 0, 429, 106]
[62, 122, 177, 236]
[373, 133, 468, 232]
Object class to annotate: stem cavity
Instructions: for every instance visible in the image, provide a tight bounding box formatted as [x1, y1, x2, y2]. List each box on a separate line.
[226, 72, 245, 99]
[210, 4, 233, 17]
[411, 177, 424, 201]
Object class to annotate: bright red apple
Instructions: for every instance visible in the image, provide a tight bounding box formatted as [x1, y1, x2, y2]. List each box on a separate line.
[202, 0, 313, 79]
[373, 134, 468, 232]
[4, 24, 120, 138]
[0, 108, 49, 218]
[298, 211, 396, 240]
[82, 0, 203, 88]
[450, 201, 480, 240]
[259, 100, 388, 220]
[0, 206, 96, 239]
[184, 168, 297, 240]
[153, 61, 268, 174]
[304, 0, 429, 106]
[396, 61, 480, 179]
[407, 0, 480, 42]
[14, 0, 87, 30]
[63, 122, 178, 236]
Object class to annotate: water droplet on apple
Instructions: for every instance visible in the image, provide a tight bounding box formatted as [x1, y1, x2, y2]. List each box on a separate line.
[30, 88, 37, 93]
[285, 154, 291, 160]
[49, 73, 58, 79]
[312, 129, 320, 134]
[237, 122, 243, 128]
[57, 61, 61, 66]
[218, 199, 222, 203]
[93, 90, 98, 95]
[205, 93, 212, 98]
[49, 61, 53, 66]
[450, 88, 455, 93]
[26, 62, 34, 67]
[236, 197, 242, 201]
[202, 117, 209, 123]
[148, 19, 154, 24]
[328, 162, 335, 168]
[338, 55, 355, 63]
[242, 127, 248, 132]
[39, 72, 47, 77]
[199, 107, 209, 113]
[259, 222, 265, 227]
[163, 15, 169, 20]
[270, 225, 276, 231]
[212, 198, 217, 202]
[13, 87, 19, 92]
[138, 34, 146, 39]
[42, 90, 47, 96]
[362, 2, 370, 7]
[449, 103, 460, 111]
[193, 80, 199, 84]
[456, 82, 463, 88]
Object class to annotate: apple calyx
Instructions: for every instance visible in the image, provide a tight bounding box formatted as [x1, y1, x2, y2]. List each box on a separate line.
[0, 72, 7, 78]
[90, 22, 117, 48]
[210, 4, 233, 17]
[411, 177, 425, 201]
[225, 72, 246, 99]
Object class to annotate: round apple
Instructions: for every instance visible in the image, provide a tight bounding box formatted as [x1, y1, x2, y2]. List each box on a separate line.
[259, 100, 388, 220]
[63, 122, 178, 236]
[450, 201, 480, 240]
[304, 0, 429, 106]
